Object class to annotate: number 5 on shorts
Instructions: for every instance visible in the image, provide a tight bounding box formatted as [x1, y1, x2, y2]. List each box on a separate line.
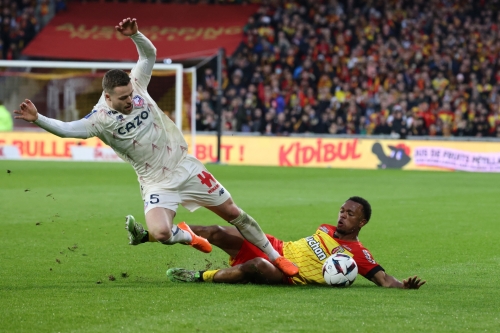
[150, 194, 160, 204]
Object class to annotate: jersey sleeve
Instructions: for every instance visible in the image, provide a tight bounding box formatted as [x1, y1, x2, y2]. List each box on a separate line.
[129, 32, 157, 89]
[350, 244, 384, 280]
[80, 109, 105, 137]
[318, 224, 336, 237]
[34, 114, 92, 139]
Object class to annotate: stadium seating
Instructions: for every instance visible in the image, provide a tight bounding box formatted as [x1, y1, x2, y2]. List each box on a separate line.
[0, 0, 58, 60]
[195, 0, 500, 138]
[9, 0, 500, 138]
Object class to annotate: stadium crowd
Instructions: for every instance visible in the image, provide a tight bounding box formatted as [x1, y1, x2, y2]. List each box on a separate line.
[0, 0, 65, 60]
[4, 0, 500, 138]
[196, 0, 500, 138]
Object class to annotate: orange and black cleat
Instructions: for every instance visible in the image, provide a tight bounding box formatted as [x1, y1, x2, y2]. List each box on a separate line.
[274, 256, 299, 276]
[178, 222, 212, 253]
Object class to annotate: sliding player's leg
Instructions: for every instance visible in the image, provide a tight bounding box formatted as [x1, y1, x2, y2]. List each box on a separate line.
[206, 199, 299, 276]
[216, 258, 284, 284]
[168, 225, 286, 284]
[177, 155, 299, 276]
[189, 225, 244, 258]
[167, 258, 284, 284]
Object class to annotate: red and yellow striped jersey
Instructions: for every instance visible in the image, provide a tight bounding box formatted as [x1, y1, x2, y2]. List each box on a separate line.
[283, 224, 382, 285]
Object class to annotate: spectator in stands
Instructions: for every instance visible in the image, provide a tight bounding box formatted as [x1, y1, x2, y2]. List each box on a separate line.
[250, 107, 265, 133]
[373, 116, 391, 135]
[55, 0, 67, 13]
[388, 107, 407, 139]
[410, 117, 428, 136]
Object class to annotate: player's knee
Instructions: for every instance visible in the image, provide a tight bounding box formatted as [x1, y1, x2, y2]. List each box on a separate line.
[239, 258, 283, 284]
[240, 258, 270, 276]
[226, 204, 241, 221]
[206, 225, 227, 243]
[149, 228, 172, 243]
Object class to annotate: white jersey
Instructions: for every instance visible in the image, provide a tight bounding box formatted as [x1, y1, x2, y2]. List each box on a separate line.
[35, 32, 188, 185]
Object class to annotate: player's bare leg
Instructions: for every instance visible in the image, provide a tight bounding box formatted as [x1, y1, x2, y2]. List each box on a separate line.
[215, 258, 284, 284]
[205, 198, 299, 276]
[144, 207, 177, 242]
[167, 258, 284, 284]
[189, 225, 244, 258]
[126, 207, 211, 253]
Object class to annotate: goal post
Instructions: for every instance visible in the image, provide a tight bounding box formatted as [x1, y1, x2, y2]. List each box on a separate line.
[183, 66, 197, 157]
[0, 60, 185, 130]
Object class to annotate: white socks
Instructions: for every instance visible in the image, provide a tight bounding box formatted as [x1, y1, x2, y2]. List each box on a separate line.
[162, 225, 192, 244]
[229, 210, 280, 261]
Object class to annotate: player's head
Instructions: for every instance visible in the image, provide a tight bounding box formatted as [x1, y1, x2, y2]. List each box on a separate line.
[348, 196, 371, 222]
[102, 69, 133, 114]
[336, 196, 371, 236]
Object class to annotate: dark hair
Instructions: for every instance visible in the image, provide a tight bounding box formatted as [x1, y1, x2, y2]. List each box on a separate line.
[102, 69, 130, 93]
[347, 196, 372, 222]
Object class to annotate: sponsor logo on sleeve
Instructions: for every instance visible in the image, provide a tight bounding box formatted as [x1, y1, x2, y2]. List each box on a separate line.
[331, 245, 345, 255]
[319, 226, 329, 233]
[363, 249, 377, 264]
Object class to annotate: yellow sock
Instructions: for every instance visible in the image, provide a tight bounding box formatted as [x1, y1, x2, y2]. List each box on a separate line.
[148, 233, 157, 242]
[202, 270, 220, 283]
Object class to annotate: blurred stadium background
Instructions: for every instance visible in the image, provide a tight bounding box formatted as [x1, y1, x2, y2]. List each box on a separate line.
[1, 0, 500, 171]
[2, 0, 500, 135]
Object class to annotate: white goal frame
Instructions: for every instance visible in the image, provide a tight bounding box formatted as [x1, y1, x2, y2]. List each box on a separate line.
[0, 60, 185, 130]
[184, 66, 197, 156]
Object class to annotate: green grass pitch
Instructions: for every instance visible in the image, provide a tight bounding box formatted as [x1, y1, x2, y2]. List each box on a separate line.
[1, 160, 499, 332]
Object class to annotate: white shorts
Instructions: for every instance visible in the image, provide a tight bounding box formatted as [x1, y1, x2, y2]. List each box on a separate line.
[141, 155, 231, 214]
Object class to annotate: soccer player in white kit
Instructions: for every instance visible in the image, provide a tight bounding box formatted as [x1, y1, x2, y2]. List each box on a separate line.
[14, 17, 298, 277]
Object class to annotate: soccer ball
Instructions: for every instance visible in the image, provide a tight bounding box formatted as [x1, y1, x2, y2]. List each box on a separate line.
[322, 253, 358, 287]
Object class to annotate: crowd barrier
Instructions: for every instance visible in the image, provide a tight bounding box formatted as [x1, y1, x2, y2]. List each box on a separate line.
[1, 132, 500, 172]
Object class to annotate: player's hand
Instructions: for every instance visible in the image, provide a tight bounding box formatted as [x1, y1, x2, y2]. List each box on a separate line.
[13, 99, 39, 122]
[115, 18, 138, 36]
[403, 275, 426, 289]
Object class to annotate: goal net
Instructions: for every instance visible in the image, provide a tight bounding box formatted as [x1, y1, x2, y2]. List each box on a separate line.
[0, 60, 195, 135]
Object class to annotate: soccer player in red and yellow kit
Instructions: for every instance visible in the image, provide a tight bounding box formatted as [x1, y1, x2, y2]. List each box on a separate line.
[167, 196, 425, 289]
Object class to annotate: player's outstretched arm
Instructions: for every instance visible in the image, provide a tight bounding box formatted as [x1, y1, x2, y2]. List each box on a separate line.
[14, 99, 90, 139]
[371, 271, 426, 289]
[402, 275, 426, 289]
[116, 18, 156, 87]
[14, 98, 38, 122]
[115, 17, 138, 37]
